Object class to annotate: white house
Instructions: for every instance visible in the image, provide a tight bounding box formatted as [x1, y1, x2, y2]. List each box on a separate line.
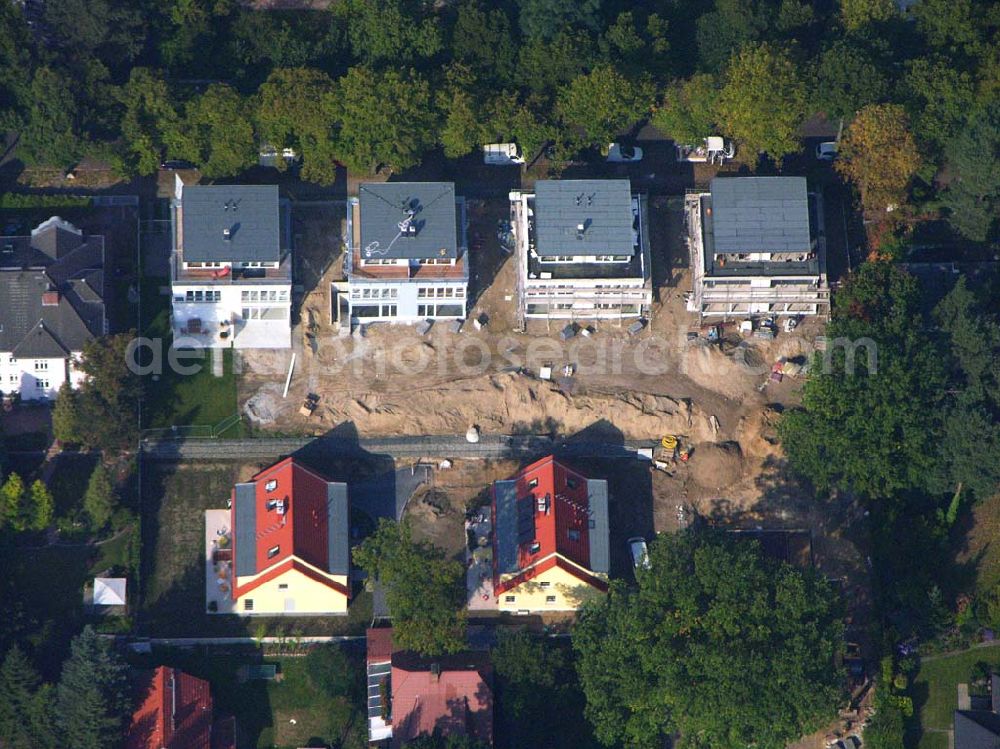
[0, 217, 106, 401]
[508, 179, 652, 325]
[336, 182, 468, 327]
[170, 180, 292, 349]
[685, 177, 829, 319]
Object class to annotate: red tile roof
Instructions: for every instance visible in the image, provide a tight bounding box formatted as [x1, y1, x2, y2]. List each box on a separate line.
[492, 456, 607, 595]
[390, 654, 493, 748]
[126, 667, 213, 749]
[367, 628, 394, 664]
[230, 457, 349, 599]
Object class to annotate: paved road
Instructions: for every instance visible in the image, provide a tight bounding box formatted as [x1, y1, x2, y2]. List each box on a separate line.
[139, 433, 653, 462]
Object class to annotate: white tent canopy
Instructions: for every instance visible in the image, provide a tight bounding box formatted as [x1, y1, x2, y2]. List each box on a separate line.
[93, 577, 127, 606]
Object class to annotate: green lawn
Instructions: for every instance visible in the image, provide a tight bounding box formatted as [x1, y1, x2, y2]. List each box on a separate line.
[910, 643, 1000, 745]
[138, 276, 242, 436]
[916, 731, 950, 749]
[140, 462, 371, 638]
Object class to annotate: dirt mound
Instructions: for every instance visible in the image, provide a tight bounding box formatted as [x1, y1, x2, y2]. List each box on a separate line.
[243, 383, 283, 425]
[688, 441, 745, 490]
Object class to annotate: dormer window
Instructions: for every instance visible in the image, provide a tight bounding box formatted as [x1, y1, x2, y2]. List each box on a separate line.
[567, 529, 581, 542]
[265, 479, 278, 492]
[267, 545, 280, 559]
[530, 541, 541, 554]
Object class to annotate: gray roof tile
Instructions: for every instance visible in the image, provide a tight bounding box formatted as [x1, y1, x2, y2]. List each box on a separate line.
[358, 182, 458, 260]
[709, 177, 811, 254]
[533, 180, 636, 257]
[181, 185, 281, 263]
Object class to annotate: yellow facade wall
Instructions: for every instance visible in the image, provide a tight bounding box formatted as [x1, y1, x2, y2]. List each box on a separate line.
[497, 558, 606, 613]
[234, 563, 348, 615]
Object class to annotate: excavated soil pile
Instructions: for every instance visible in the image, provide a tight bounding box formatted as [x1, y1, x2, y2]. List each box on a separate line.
[688, 441, 745, 490]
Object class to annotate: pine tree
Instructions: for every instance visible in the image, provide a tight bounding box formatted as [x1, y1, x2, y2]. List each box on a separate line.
[29, 480, 54, 532]
[0, 646, 43, 749]
[51, 383, 81, 444]
[83, 464, 116, 531]
[56, 626, 130, 749]
[0, 473, 26, 532]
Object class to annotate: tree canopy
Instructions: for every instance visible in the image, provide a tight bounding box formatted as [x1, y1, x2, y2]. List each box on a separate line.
[353, 519, 466, 657]
[717, 43, 808, 162]
[573, 528, 845, 749]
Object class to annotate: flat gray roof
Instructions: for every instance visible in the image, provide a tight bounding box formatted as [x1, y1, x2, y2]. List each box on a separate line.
[326, 483, 350, 576]
[233, 483, 257, 576]
[181, 185, 280, 263]
[358, 182, 457, 260]
[586, 479, 609, 575]
[709, 177, 811, 255]
[533, 180, 636, 257]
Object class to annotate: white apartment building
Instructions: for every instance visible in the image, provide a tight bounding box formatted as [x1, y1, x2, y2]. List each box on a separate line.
[170, 181, 292, 349]
[685, 177, 829, 319]
[0, 217, 106, 401]
[336, 182, 468, 327]
[509, 179, 652, 325]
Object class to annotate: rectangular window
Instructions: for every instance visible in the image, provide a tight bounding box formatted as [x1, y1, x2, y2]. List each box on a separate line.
[278, 583, 288, 590]
[505, 596, 515, 603]
[244, 599, 254, 611]
[539, 581, 551, 588]
[267, 545, 280, 559]
[9, 374, 17, 384]
[566, 477, 579, 490]
[567, 529, 581, 542]
[527, 478, 538, 488]
[34, 360, 48, 371]
[545, 595, 557, 603]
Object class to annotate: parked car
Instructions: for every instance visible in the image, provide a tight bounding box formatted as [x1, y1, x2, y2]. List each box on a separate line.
[628, 537, 651, 571]
[815, 141, 838, 161]
[483, 143, 524, 165]
[607, 143, 643, 162]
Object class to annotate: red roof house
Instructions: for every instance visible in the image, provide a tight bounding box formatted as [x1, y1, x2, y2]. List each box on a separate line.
[230, 457, 350, 614]
[126, 667, 234, 749]
[491, 456, 610, 611]
[365, 628, 493, 747]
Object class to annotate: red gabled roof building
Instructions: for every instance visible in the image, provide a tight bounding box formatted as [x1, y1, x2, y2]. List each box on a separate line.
[365, 628, 493, 747]
[126, 667, 234, 749]
[230, 456, 350, 615]
[491, 456, 610, 612]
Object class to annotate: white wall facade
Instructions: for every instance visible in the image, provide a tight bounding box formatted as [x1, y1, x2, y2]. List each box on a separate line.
[347, 277, 467, 323]
[0, 353, 77, 400]
[171, 279, 291, 349]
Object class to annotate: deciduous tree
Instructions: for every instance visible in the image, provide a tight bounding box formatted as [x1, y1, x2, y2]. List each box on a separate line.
[256, 67, 339, 184]
[120, 68, 180, 176]
[574, 529, 845, 749]
[813, 39, 890, 120]
[336, 0, 441, 66]
[717, 43, 808, 162]
[334, 66, 439, 175]
[839, 0, 896, 32]
[176, 83, 256, 178]
[903, 57, 976, 150]
[52, 384, 82, 445]
[517, 0, 601, 41]
[651, 74, 720, 146]
[353, 519, 466, 657]
[19, 67, 81, 168]
[73, 334, 142, 452]
[779, 262, 946, 497]
[836, 104, 921, 212]
[556, 66, 653, 149]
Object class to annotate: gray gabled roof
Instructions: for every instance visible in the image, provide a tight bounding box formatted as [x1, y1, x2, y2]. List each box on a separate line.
[533, 180, 636, 257]
[0, 270, 102, 357]
[709, 177, 811, 255]
[955, 711, 1000, 749]
[327, 483, 350, 576]
[586, 479, 609, 575]
[493, 480, 520, 575]
[358, 182, 458, 260]
[233, 483, 257, 577]
[181, 185, 281, 263]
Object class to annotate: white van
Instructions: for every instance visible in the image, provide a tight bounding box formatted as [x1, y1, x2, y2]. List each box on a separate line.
[483, 143, 525, 165]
